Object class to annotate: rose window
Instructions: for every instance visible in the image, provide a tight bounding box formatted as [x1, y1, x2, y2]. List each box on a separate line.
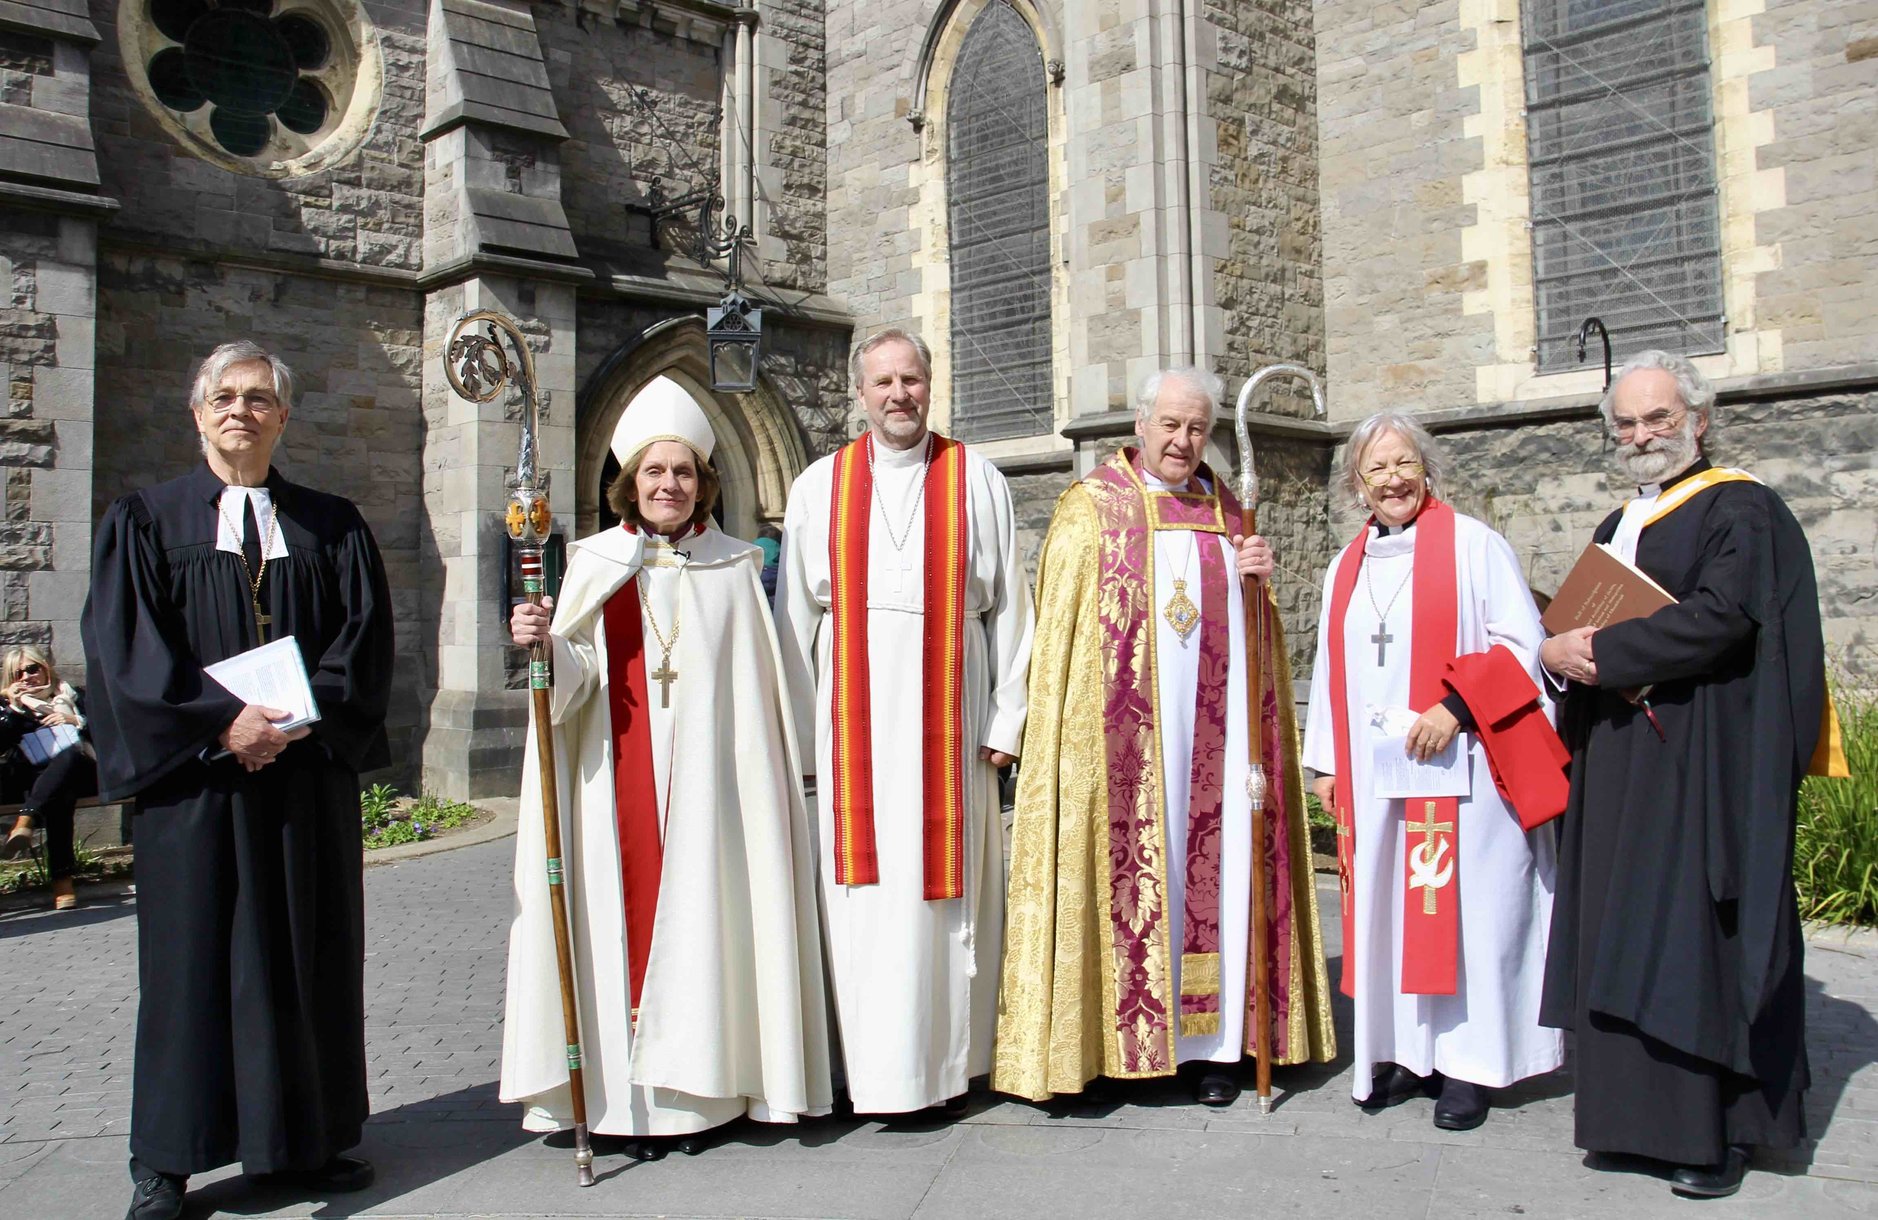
[121, 0, 380, 175]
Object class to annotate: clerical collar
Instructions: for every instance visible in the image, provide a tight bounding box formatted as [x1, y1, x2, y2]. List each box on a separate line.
[1141, 468, 1211, 494]
[1371, 521, 1410, 538]
[1637, 456, 1711, 498]
[214, 485, 290, 559]
[192, 462, 285, 503]
[872, 432, 931, 468]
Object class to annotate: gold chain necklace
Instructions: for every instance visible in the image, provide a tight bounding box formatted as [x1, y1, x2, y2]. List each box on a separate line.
[216, 489, 281, 641]
[638, 557, 688, 709]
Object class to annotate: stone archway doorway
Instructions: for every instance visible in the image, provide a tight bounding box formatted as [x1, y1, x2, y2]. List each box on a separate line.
[577, 317, 807, 544]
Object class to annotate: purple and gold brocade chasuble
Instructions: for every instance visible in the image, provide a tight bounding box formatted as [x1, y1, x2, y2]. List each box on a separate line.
[994, 451, 1335, 1100]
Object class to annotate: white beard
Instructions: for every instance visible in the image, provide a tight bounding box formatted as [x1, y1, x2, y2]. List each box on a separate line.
[1617, 418, 1701, 485]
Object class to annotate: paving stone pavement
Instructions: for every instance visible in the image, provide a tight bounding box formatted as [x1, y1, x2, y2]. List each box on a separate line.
[1, 834, 1874, 1218]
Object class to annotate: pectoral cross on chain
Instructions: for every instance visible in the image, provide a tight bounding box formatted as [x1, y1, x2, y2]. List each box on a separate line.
[891, 552, 917, 596]
[649, 656, 677, 708]
[1371, 625, 1393, 666]
[251, 600, 272, 639]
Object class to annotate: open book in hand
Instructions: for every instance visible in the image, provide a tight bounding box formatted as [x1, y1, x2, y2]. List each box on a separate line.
[1540, 541, 1676, 636]
[204, 637, 321, 732]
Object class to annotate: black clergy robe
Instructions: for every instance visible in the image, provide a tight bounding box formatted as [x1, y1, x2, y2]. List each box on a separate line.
[1540, 459, 1821, 1166]
[81, 464, 393, 1176]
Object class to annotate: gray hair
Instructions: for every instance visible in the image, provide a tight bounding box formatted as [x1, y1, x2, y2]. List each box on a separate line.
[1133, 365, 1224, 422]
[1341, 411, 1448, 507]
[1598, 349, 1716, 424]
[849, 328, 933, 391]
[190, 340, 296, 412]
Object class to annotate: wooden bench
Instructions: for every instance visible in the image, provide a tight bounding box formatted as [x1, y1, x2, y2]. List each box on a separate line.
[0, 796, 131, 854]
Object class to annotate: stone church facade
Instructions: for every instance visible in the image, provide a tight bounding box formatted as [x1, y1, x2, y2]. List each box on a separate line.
[0, 0, 1869, 796]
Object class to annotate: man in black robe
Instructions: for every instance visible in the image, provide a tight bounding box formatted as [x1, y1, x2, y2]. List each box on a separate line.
[82, 340, 393, 1220]
[1539, 350, 1825, 1199]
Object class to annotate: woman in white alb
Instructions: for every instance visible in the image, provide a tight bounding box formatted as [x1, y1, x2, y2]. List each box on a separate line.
[502, 381, 830, 1160]
[1302, 412, 1563, 1131]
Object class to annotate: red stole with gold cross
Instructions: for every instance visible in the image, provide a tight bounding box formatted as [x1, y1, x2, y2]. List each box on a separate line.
[826, 433, 971, 900]
[1326, 499, 1461, 997]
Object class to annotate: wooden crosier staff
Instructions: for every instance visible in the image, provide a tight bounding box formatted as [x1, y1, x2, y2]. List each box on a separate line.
[1233, 363, 1327, 1115]
[445, 309, 595, 1187]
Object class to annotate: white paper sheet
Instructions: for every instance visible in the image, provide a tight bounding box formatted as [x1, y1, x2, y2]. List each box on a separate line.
[1367, 704, 1470, 799]
[203, 637, 321, 732]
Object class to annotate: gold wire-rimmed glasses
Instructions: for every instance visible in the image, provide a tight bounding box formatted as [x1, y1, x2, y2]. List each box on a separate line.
[1359, 460, 1425, 488]
[1608, 408, 1686, 443]
[206, 391, 282, 415]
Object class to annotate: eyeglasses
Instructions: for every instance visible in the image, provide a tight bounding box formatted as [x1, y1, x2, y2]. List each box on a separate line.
[19, 663, 44, 675]
[205, 391, 282, 415]
[1609, 408, 1686, 442]
[1359, 460, 1425, 488]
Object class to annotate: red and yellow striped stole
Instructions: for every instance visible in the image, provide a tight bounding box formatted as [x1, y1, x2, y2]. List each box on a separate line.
[827, 433, 970, 899]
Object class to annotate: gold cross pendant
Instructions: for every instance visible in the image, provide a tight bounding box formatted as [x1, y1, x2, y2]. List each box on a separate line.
[649, 656, 677, 708]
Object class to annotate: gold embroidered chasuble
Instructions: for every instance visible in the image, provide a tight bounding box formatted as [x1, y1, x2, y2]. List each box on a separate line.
[993, 453, 1336, 1102]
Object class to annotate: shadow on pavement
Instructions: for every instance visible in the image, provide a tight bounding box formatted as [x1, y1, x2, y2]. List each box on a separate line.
[178, 1082, 533, 1218]
[0, 891, 135, 938]
[1763, 971, 1878, 1176]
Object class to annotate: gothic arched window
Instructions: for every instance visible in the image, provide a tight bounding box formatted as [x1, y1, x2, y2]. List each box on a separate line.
[945, 1, 1052, 441]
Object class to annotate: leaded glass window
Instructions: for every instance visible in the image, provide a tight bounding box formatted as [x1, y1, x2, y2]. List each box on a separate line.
[1522, 0, 1725, 371]
[945, 1, 1053, 441]
[120, 0, 375, 175]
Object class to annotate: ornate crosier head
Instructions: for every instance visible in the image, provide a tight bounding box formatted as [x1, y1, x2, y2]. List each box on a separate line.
[1234, 364, 1327, 512]
[446, 310, 552, 553]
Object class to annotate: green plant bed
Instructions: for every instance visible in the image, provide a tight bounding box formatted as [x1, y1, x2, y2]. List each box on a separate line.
[0, 840, 131, 896]
[360, 784, 484, 850]
[1796, 678, 1878, 925]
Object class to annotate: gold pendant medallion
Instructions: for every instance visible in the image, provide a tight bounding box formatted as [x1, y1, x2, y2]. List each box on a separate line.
[1162, 578, 1200, 642]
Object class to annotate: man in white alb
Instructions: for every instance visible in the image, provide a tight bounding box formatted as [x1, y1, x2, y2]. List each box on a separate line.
[775, 328, 1034, 1116]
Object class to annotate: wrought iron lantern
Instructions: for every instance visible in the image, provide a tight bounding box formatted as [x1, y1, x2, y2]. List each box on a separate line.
[622, 84, 764, 393]
[706, 292, 762, 393]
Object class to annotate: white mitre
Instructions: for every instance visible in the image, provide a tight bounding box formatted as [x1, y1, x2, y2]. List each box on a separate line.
[610, 376, 717, 467]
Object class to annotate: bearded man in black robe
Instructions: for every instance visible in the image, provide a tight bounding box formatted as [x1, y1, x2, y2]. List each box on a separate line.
[82, 341, 393, 1220]
[1539, 350, 1827, 1199]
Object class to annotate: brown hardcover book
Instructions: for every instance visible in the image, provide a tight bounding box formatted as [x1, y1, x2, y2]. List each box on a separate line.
[1540, 542, 1677, 635]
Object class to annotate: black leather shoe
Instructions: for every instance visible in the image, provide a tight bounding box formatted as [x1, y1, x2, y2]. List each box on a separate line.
[1194, 1071, 1240, 1107]
[939, 1093, 971, 1118]
[622, 1138, 668, 1162]
[1670, 1145, 1751, 1199]
[250, 1153, 374, 1193]
[1432, 1077, 1488, 1130]
[125, 1168, 186, 1220]
[1358, 1064, 1437, 1110]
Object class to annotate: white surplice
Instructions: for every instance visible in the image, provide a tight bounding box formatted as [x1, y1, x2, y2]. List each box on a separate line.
[774, 437, 1034, 1113]
[501, 526, 832, 1136]
[1142, 472, 1254, 1066]
[1301, 512, 1563, 1096]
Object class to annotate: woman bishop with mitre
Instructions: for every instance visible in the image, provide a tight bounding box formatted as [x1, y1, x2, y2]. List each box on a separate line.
[500, 378, 831, 1160]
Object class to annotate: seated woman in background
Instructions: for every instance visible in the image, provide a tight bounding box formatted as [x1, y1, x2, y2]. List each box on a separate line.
[0, 645, 97, 910]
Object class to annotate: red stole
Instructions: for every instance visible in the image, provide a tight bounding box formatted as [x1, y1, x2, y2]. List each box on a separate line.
[826, 433, 971, 900]
[603, 576, 662, 1020]
[1443, 647, 1569, 830]
[1326, 500, 1461, 997]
